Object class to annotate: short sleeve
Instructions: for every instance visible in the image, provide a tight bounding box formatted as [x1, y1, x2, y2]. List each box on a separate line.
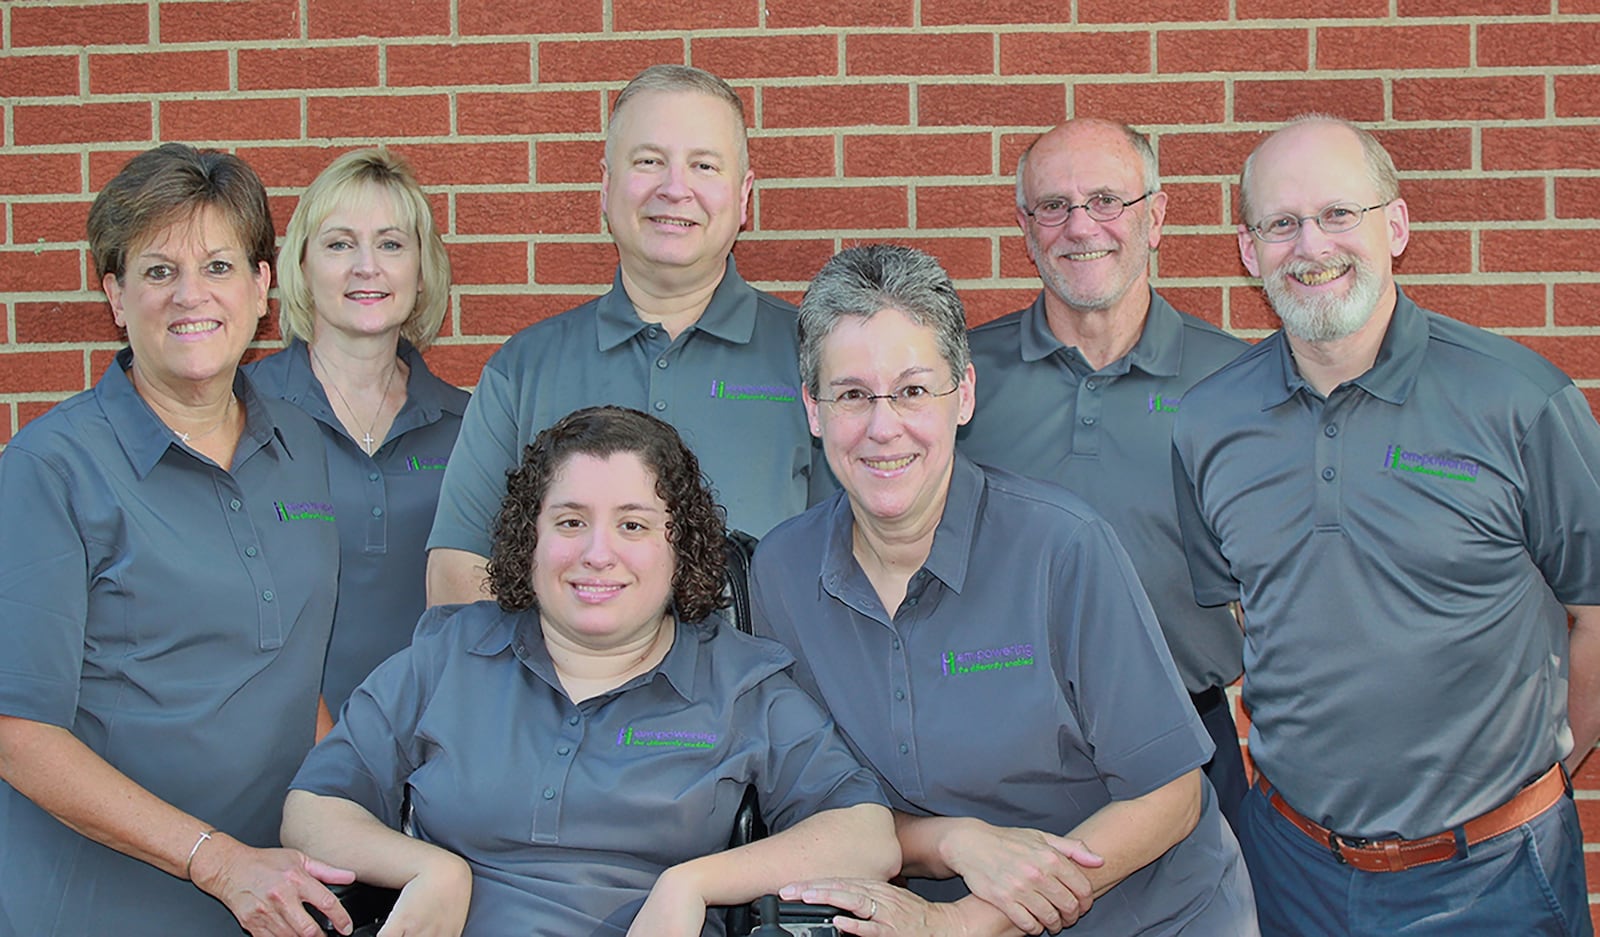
[0, 447, 89, 726]
[1171, 441, 1236, 608]
[1520, 384, 1600, 606]
[750, 674, 887, 834]
[427, 361, 520, 557]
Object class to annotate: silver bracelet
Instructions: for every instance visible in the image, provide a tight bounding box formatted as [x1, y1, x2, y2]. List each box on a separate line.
[185, 828, 219, 882]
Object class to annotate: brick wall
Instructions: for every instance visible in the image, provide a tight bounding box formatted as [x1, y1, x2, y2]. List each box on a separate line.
[4, 0, 1600, 916]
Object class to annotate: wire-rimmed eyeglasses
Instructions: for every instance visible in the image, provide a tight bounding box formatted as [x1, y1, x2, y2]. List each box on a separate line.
[814, 381, 961, 417]
[1021, 192, 1153, 227]
[1245, 200, 1394, 243]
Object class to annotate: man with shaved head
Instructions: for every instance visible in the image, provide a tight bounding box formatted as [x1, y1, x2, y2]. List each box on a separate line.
[962, 119, 1250, 828]
[1172, 114, 1600, 935]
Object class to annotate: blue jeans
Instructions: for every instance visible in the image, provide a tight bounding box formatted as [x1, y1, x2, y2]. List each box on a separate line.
[1238, 779, 1592, 937]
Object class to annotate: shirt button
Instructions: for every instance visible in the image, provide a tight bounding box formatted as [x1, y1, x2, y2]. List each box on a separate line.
[904, 597, 918, 607]
[656, 358, 669, 369]
[542, 787, 555, 800]
[892, 639, 901, 650]
[1324, 424, 1338, 437]
[262, 590, 275, 602]
[229, 498, 242, 511]
[1081, 417, 1096, 426]
[556, 745, 571, 756]
[653, 401, 667, 412]
[369, 472, 381, 482]
[371, 507, 383, 517]
[567, 715, 580, 726]
[647, 326, 660, 339]
[1085, 380, 1098, 390]
[898, 743, 909, 754]
[894, 690, 905, 701]
[1322, 467, 1336, 481]
[244, 546, 258, 557]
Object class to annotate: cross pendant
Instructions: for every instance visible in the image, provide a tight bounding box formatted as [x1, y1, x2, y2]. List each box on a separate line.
[362, 432, 375, 451]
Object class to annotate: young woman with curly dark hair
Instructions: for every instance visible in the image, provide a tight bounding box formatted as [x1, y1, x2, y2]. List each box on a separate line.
[283, 406, 899, 937]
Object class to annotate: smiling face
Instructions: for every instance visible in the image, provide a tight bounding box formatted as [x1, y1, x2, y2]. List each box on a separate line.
[303, 184, 423, 343]
[804, 308, 975, 536]
[104, 205, 270, 396]
[600, 89, 754, 291]
[1238, 121, 1409, 343]
[1018, 121, 1167, 315]
[532, 451, 677, 651]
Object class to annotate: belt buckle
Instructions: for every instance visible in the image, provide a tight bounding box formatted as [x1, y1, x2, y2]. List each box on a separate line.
[1327, 831, 1372, 865]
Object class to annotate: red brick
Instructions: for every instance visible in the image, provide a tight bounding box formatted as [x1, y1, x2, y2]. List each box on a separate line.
[1157, 29, 1308, 74]
[1584, 390, 1600, 424]
[1081, 0, 1226, 20]
[1156, 286, 1224, 327]
[848, 34, 994, 77]
[396, 143, 530, 186]
[390, 43, 530, 88]
[534, 241, 617, 285]
[1235, 79, 1384, 123]
[158, 0, 299, 42]
[765, 0, 913, 27]
[616, 0, 757, 30]
[693, 35, 838, 79]
[418, 342, 495, 387]
[1316, 25, 1470, 71]
[966, 287, 1042, 326]
[998, 233, 1035, 279]
[18, 400, 63, 433]
[1398, 0, 1547, 11]
[1073, 82, 1225, 126]
[0, 350, 86, 393]
[748, 135, 836, 179]
[1557, 178, 1600, 220]
[1391, 229, 1470, 275]
[307, 94, 450, 139]
[0, 55, 79, 98]
[535, 140, 603, 185]
[1228, 285, 1279, 331]
[1483, 229, 1600, 274]
[921, 0, 1071, 26]
[460, 0, 602, 34]
[238, 47, 380, 91]
[14, 102, 152, 146]
[443, 240, 529, 286]
[306, 0, 450, 38]
[1158, 131, 1264, 179]
[1154, 232, 1242, 279]
[1000, 133, 1039, 175]
[1000, 32, 1149, 76]
[88, 150, 148, 191]
[89, 50, 228, 94]
[14, 301, 123, 344]
[916, 184, 1016, 230]
[1394, 76, 1544, 122]
[458, 293, 601, 336]
[1240, 0, 1383, 14]
[1403, 284, 1547, 329]
[539, 39, 685, 84]
[1556, 284, 1600, 328]
[11, 3, 148, 47]
[1564, 0, 1600, 12]
[760, 185, 908, 232]
[844, 133, 991, 178]
[1480, 22, 1600, 67]
[1556, 74, 1600, 118]
[1485, 127, 1600, 171]
[1515, 336, 1600, 381]
[729, 238, 837, 284]
[763, 84, 910, 130]
[456, 191, 602, 236]
[266, 195, 298, 237]
[920, 83, 1066, 128]
[10, 200, 92, 245]
[1161, 182, 1227, 227]
[0, 154, 81, 197]
[458, 91, 602, 136]
[1404, 177, 1544, 224]
[234, 145, 349, 188]
[161, 97, 299, 143]
[1371, 128, 1472, 172]
[863, 236, 992, 280]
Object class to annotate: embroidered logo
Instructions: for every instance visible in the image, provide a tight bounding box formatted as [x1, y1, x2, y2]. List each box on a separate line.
[615, 726, 717, 749]
[708, 379, 798, 403]
[1147, 392, 1181, 414]
[274, 501, 336, 523]
[1382, 444, 1479, 483]
[942, 643, 1036, 676]
[406, 456, 448, 471]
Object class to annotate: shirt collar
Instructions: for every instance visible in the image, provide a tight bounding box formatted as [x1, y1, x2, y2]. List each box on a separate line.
[470, 604, 703, 704]
[101, 347, 290, 479]
[1016, 288, 1182, 378]
[1260, 285, 1425, 410]
[277, 337, 465, 430]
[595, 257, 757, 351]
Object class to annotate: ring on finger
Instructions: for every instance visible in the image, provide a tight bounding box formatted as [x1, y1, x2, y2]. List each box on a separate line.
[868, 897, 878, 919]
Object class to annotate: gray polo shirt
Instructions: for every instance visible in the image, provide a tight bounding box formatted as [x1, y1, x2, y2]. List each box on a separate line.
[961, 290, 1247, 693]
[751, 454, 1254, 936]
[1173, 288, 1600, 839]
[247, 338, 469, 711]
[0, 348, 338, 935]
[429, 260, 821, 550]
[292, 601, 886, 937]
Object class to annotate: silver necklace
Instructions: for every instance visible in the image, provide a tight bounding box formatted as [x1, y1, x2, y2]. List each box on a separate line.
[175, 396, 234, 445]
[311, 346, 399, 454]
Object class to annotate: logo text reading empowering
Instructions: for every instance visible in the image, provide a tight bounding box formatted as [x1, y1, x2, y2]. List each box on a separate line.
[1382, 444, 1479, 483]
[943, 643, 1035, 676]
[709, 379, 798, 403]
[615, 726, 717, 749]
[274, 501, 336, 523]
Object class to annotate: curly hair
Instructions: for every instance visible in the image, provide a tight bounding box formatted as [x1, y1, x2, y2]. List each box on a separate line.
[485, 406, 729, 625]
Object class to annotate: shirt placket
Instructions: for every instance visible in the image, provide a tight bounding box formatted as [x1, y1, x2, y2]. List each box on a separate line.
[1312, 395, 1345, 531]
[886, 570, 935, 800]
[642, 326, 675, 418]
[519, 638, 583, 844]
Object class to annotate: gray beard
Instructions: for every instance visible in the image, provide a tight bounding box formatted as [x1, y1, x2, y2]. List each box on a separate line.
[1263, 255, 1381, 343]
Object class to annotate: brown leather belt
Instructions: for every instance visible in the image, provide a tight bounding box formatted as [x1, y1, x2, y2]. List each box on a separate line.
[1257, 764, 1567, 873]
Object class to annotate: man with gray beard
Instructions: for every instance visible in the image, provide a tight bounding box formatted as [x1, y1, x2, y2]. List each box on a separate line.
[1171, 114, 1600, 935]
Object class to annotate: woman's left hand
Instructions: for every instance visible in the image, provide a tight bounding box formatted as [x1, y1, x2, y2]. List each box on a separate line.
[779, 879, 966, 937]
[626, 866, 709, 937]
[190, 834, 356, 937]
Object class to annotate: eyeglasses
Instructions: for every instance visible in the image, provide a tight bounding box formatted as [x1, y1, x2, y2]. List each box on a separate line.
[1246, 200, 1393, 243]
[815, 381, 961, 417]
[1022, 192, 1153, 227]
